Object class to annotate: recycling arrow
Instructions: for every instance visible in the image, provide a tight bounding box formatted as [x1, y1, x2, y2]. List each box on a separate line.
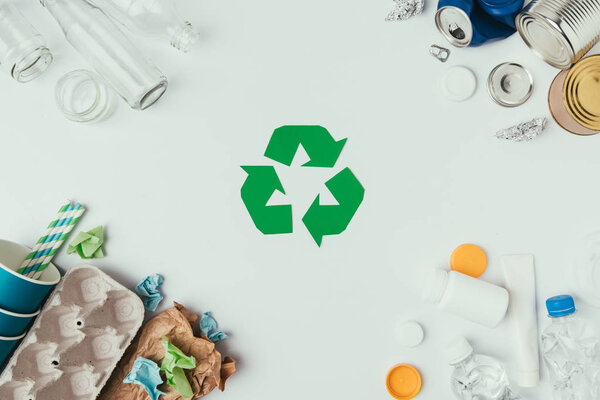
[302, 167, 364, 246]
[264, 125, 347, 167]
[241, 166, 293, 234]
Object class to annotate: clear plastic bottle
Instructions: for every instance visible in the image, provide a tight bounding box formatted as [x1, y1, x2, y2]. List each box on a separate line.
[541, 295, 600, 400]
[446, 337, 521, 400]
[87, 0, 199, 52]
[41, 0, 167, 110]
[0, 0, 52, 82]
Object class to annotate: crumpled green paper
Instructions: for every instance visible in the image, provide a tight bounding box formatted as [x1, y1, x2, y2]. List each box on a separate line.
[160, 337, 196, 398]
[67, 225, 105, 259]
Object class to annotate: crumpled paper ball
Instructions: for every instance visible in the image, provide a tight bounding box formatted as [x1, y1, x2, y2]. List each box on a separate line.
[67, 225, 105, 259]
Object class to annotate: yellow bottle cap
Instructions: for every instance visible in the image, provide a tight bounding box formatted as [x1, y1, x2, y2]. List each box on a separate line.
[386, 364, 422, 400]
[450, 244, 487, 278]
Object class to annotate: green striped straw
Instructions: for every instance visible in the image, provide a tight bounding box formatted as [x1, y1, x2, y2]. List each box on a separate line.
[29, 204, 85, 280]
[16, 202, 72, 275]
[17, 201, 85, 280]
[28, 203, 85, 280]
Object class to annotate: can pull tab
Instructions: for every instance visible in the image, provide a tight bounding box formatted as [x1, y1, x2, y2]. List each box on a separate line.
[429, 44, 451, 62]
[448, 23, 466, 40]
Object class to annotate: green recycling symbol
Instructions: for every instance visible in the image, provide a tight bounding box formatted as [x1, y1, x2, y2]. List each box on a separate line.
[241, 125, 365, 246]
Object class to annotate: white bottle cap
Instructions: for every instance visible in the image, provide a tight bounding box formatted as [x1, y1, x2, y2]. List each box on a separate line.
[422, 268, 448, 304]
[445, 336, 473, 365]
[394, 321, 425, 347]
[441, 66, 477, 102]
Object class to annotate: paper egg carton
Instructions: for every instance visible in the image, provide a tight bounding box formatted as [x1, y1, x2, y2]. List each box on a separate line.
[0, 265, 144, 400]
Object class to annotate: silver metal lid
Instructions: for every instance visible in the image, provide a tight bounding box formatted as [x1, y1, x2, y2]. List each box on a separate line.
[487, 62, 533, 107]
[435, 6, 473, 47]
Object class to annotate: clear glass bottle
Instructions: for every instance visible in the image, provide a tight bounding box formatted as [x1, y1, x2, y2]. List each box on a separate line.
[41, 0, 168, 110]
[0, 0, 52, 82]
[541, 295, 600, 400]
[446, 337, 521, 400]
[87, 0, 199, 52]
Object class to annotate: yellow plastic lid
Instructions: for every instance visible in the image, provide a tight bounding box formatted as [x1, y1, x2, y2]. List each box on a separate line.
[450, 243, 487, 278]
[386, 364, 422, 400]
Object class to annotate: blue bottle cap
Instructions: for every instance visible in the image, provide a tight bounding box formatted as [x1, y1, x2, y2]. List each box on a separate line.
[546, 295, 576, 317]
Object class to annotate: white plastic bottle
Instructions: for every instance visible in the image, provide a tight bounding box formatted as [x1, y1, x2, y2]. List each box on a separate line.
[446, 337, 521, 400]
[541, 295, 600, 400]
[422, 268, 509, 328]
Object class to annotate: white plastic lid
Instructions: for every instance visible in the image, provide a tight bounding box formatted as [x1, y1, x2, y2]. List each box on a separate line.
[394, 320, 424, 347]
[445, 336, 473, 365]
[441, 66, 477, 102]
[422, 268, 448, 304]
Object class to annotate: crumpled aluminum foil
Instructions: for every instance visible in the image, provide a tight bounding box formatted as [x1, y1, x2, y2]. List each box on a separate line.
[495, 117, 547, 142]
[385, 0, 424, 21]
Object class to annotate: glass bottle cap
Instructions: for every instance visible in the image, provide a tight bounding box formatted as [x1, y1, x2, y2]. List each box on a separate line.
[548, 69, 597, 136]
[487, 62, 533, 107]
[55, 69, 113, 123]
[564, 55, 600, 131]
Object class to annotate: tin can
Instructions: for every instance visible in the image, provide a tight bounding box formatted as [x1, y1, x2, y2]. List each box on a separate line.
[516, 0, 600, 69]
[563, 54, 600, 131]
[435, 0, 516, 47]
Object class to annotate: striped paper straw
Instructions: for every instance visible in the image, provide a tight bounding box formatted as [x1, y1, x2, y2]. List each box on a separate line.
[16, 202, 72, 274]
[19, 203, 79, 275]
[29, 205, 85, 280]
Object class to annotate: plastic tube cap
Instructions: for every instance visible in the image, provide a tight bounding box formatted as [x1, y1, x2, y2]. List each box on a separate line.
[445, 337, 473, 365]
[385, 364, 422, 400]
[518, 369, 540, 387]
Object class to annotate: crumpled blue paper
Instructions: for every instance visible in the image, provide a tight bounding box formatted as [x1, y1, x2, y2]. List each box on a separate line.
[135, 274, 164, 311]
[200, 312, 228, 342]
[123, 357, 165, 400]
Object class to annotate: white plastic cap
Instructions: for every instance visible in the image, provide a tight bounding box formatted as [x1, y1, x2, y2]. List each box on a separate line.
[394, 320, 424, 347]
[445, 336, 473, 365]
[441, 66, 477, 102]
[422, 268, 448, 304]
[518, 369, 540, 387]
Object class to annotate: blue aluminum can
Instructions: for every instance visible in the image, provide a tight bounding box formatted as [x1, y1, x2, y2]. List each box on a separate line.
[435, 0, 518, 46]
[477, 0, 524, 28]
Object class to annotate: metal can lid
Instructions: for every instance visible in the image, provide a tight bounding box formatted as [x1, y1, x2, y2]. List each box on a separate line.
[487, 62, 533, 107]
[564, 54, 600, 131]
[548, 69, 597, 136]
[435, 6, 473, 47]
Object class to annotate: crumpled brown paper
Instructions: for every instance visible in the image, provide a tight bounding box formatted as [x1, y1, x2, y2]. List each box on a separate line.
[99, 303, 236, 400]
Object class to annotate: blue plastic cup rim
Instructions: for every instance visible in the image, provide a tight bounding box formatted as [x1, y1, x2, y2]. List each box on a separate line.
[0, 332, 26, 341]
[0, 305, 40, 318]
[0, 240, 60, 286]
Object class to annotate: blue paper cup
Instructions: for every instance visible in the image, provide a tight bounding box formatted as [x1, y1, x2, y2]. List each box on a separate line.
[0, 307, 40, 337]
[0, 239, 61, 314]
[0, 332, 26, 367]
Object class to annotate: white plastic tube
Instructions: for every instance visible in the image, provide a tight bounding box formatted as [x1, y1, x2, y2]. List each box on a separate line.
[502, 254, 540, 387]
